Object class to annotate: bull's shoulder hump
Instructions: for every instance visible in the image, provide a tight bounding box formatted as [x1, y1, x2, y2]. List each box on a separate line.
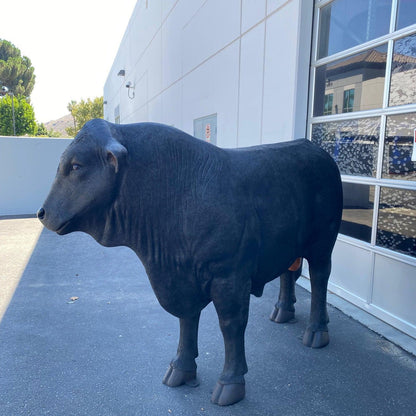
[118, 122, 224, 153]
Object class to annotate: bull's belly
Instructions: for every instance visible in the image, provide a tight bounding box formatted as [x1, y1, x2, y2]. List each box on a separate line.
[146, 268, 210, 318]
[250, 254, 297, 297]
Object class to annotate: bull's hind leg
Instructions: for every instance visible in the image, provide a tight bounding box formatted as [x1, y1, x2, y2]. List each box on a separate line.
[163, 313, 200, 387]
[210, 278, 251, 406]
[303, 258, 331, 348]
[270, 263, 302, 324]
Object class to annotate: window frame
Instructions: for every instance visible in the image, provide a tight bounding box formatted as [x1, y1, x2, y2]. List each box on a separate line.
[307, 0, 416, 263]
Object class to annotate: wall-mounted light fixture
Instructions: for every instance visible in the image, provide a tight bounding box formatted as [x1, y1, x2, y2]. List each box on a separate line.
[126, 81, 135, 99]
[117, 69, 126, 77]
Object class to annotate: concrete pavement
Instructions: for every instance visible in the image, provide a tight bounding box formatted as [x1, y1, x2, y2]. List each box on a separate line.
[1, 218, 415, 415]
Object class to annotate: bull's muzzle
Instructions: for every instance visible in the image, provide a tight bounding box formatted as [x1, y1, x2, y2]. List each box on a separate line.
[37, 207, 45, 220]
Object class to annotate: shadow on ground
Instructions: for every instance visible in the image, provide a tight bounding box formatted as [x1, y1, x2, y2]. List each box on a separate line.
[1, 226, 415, 415]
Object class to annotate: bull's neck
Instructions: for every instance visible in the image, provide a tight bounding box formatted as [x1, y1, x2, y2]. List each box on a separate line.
[88, 201, 138, 249]
[89, 136, 222, 265]
[87, 187, 161, 263]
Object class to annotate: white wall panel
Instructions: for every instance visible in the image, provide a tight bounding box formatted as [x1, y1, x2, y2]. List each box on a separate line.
[262, 0, 297, 143]
[174, 0, 208, 29]
[330, 239, 373, 302]
[161, 4, 184, 89]
[238, 23, 265, 147]
[162, 0, 177, 20]
[267, 0, 291, 14]
[181, 0, 241, 75]
[372, 255, 416, 328]
[129, 0, 162, 64]
[161, 81, 183, 128]
[148, 95, 163, 123]
[104, 89, 121, 123]
[144, 30, 163, 103]
[132, 71, 148, 118]
[241, 0, 266, 33]
[182, 42, 240, 146]
[125, 105, 149, 124]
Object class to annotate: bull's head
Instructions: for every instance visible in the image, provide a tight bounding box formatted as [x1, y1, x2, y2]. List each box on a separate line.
[37, 119, 127, 236]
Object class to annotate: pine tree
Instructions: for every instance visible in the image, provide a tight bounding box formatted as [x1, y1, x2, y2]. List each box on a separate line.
[0, 39, 35, 97]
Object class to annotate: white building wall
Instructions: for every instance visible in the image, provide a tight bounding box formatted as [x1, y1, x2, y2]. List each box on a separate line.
[104, 0, 313, 148]
[103, 0, 416, 345]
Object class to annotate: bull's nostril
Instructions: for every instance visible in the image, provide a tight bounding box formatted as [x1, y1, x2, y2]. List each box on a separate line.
[37, 208, 45, 220]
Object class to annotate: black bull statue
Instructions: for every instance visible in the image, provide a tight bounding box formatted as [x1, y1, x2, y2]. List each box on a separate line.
[38, 119, 343, 406]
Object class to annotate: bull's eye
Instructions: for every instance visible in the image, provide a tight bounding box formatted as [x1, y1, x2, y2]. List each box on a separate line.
[71, 163, 82, 171]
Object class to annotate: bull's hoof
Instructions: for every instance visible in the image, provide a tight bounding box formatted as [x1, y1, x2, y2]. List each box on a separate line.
[211, 381, 245, 406]
[162, 364, 199, 387]
[302, 328, 329, 348]
[270, 306, 296, 323]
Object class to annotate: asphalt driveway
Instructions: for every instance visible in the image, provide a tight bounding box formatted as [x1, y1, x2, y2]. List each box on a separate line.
[1, 218, 415, 415]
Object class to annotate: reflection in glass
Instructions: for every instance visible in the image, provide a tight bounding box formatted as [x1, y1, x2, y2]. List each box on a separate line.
[383, 113, 416, 181]
[396, 0, 416, 31]
[323, 93, 333, 115]
[340, 183, 374, 242]
[311, 118, 380, 177]
[377, 187, 416, 257]
[314, 45, 387, 117]
[389, 34, 416, 107]
[318, 0, 391, 59]
[343, 89, 355, 112]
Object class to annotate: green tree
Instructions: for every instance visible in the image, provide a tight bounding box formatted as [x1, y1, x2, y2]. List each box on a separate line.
[66, 96, 104, 137]
[0, 94, 36, 136]
[36, 122, 61, 138]
[36, 122, 48, 136]
[0, 39, 35, 97]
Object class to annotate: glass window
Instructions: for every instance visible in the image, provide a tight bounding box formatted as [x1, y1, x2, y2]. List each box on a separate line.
[323, 93, 334, 115]
[396, 0, 416, 31]
[377, 187, 416, 257]
[313, 45, 387, 117]
[311, 117, 380, 177]
[389, 33, 416, 107]
[340, 183, 374, 242]
[318, 0, 391, 59]
[343, 89, 355, 112]
[383, 112, 416, 181]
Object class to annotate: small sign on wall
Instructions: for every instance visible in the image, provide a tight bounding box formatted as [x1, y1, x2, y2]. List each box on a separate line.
[193, 114, 217, 145]
[205, 124, 211, 141]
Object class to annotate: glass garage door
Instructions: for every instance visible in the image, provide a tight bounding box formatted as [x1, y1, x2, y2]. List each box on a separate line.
[308, 0, 416, 338]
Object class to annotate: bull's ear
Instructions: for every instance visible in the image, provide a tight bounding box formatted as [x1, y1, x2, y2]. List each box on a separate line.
[105, 141, 127, 173]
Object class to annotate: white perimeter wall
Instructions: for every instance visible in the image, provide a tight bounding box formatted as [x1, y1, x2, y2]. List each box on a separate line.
[0, 137, 72, 216]
[104, 0, 313, 147]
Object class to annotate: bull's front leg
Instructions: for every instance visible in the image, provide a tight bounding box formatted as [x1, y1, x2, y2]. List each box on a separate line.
[163, 312, 200, 387]
[210, 278, 250, 406]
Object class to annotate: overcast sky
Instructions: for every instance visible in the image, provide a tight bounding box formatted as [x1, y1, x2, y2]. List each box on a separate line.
[1, 0, 137, 123]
